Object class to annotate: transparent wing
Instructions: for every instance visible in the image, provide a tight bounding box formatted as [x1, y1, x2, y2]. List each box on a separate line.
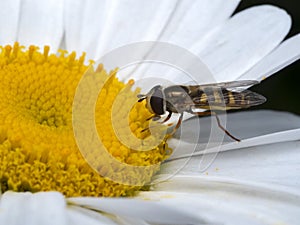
[186, 80, 260, 93]
[192, 89, 266, 109]
[197, 80, 259, 89]
[221, 89, 266, 107]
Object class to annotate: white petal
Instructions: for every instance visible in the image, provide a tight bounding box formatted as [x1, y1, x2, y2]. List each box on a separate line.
[64, 0, 240, 61]
[239, 34, 300, 81]
[67, 205, 118, 225]
[64, 0, 111, 58]
[17, 0, 64, 51]
[158, 140, 300, 189]
[0, 0, 21, 45]
[0, 191, 67, 225]
[68, 197, 202, 225]
[196, 5, 291, 82]
[64, 0, 175, 60]
[114, 217, 151, 225]
[204, 140, 300, 188]
[116, 0, 240, 83]
[144, 176, 300, 224]
[168, 110, 300, 159]
[159, 0, 241, 49]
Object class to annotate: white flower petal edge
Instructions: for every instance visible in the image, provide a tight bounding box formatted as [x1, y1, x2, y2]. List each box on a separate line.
[145, 5, 294, 86]
[67, 205, 119, 225]
[158, 0, 241, 49]
[68, 196, 203, 225]
[240, 34, 300, 81]
[17, 0, 64, 52]
[64, 0, 240, 61]
[64, 0, 113, 60]
[168, 110, 300, 159]
[158, 140, 300, 189]
[140, 176, 300, 225]
[0, 191, 67, 225]
[0, 0, 21, 45]
[113, 217, 151, 225]
[68, 205, 151, 225]
[67, 174, 300, 225]
[64, 0, 176, 60]
[0, 191, 142, 225]
[195, 5, 291, 82]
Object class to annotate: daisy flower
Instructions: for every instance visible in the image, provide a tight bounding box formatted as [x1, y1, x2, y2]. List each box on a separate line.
[0, 0, 299, 224]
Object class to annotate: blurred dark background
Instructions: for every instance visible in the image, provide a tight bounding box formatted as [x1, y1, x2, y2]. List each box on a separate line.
[236, 1, 300, 115]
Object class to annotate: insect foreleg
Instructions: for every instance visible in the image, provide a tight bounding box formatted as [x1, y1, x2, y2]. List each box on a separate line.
[169, 113, 184, 136]
[160, 111, 173, 123]
[142, 112, 182, 136]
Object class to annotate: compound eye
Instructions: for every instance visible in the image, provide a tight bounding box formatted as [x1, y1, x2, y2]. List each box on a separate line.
[150, 87, 164, 115]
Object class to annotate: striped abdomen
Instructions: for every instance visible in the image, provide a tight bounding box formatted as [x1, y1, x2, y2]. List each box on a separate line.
[190, 86, 266, 111]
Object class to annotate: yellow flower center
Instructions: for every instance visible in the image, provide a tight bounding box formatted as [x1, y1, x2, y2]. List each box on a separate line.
[0, 43, 171, 197]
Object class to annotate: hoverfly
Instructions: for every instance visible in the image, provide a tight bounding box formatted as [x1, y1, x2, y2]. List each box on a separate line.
[137, 80, 266, 141]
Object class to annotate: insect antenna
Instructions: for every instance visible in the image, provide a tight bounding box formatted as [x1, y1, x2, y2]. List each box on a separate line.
[137, 94, 146, 102]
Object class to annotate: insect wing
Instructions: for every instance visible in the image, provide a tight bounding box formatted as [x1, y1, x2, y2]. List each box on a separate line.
[220, 89, 266, 108]
[190, 82, 266, 110]
[198, 80, 259, 88]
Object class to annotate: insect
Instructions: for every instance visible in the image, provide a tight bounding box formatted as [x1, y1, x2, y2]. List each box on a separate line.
[137, 80, 266, 142]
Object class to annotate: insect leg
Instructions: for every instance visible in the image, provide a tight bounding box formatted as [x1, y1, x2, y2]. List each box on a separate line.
[212, 112, 240, 142]
[146, 111, 172, 123]
[160, 111, 173, 123]
[142, 112, 173, 132]
[195, 111, 241, 142]
[169, 113, 184, 136]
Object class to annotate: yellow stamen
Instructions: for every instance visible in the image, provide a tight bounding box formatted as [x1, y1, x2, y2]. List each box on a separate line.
[0, 43, 171, 197]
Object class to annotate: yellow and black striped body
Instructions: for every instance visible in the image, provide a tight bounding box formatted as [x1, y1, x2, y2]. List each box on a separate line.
[164, 84, 266, 113]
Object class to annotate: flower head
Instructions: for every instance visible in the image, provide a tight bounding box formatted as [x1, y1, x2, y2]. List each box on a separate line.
[0, 43, 170, 197]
